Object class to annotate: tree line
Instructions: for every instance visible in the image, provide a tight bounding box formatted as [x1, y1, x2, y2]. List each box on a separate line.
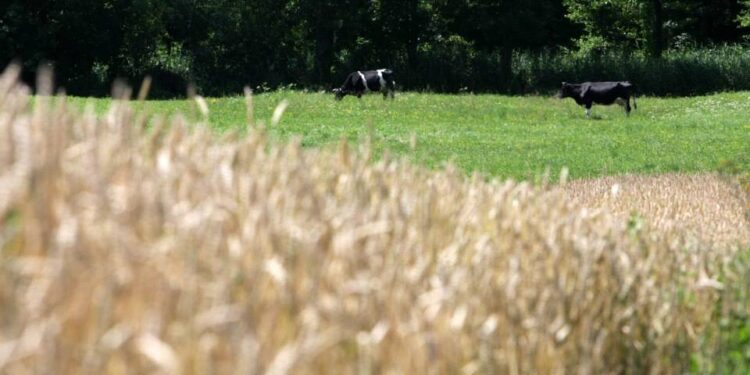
[2, 0, 750, 97]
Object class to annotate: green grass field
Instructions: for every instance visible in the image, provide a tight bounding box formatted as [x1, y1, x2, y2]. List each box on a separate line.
[69, 91, 750, 180]
[8, 76, 749, 372]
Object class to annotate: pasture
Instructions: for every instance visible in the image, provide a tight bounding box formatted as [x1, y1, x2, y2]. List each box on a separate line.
[1, 66, 748, 374]
[70, 90, 750, 181]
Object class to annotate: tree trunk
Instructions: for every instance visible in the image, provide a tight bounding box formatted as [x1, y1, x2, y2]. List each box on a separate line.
[500, 47, 513, 92]
[311, 2, 338, 86]
[649, 0, 663, 58]
[314, 27, 334, 84]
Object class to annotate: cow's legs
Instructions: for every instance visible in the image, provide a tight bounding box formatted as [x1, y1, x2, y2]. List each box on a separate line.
[388, 81, 396, 100]
[624, 97, 632, 116]
[382, 86, 395, 100]
[585, 104, 592, 118]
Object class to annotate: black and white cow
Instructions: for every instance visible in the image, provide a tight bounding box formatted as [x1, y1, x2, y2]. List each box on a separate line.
[559, 81, 637, 117]
[333, 69, 396, 100]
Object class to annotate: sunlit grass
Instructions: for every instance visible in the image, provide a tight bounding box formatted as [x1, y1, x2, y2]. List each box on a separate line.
[68, 90, 750, 181]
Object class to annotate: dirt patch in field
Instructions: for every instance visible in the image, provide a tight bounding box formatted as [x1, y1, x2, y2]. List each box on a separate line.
[560, 173, 750, 250]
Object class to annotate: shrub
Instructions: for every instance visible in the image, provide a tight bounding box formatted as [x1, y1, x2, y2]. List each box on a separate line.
[511, 46, 750, 96]
[416, 35, 476, 92]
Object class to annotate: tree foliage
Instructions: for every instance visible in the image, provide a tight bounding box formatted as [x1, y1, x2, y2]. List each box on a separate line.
[563, 0, 745, 57]
[740, 0, 750, 28]
[0, 0, 748, 96]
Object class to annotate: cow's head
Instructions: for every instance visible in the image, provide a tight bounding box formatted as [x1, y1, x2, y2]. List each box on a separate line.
[558, 82, 574, 98]
[332, 88, 345, 101]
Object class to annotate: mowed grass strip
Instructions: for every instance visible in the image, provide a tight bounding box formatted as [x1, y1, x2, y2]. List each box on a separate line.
[68, 90, 750, 180]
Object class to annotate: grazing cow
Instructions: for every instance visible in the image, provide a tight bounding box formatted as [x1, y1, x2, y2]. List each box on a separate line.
[333, 69, 396, 100]
[559, 81, 637, 117]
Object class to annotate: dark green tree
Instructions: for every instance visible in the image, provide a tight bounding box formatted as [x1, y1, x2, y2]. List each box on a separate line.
[289, 0, 370, 86]
[435, 0, 559, 89]
[741, 0, 750, 27]
[564, 0, 745, 57]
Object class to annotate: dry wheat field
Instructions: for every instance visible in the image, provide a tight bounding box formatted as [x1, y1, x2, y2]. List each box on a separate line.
[0, 65, 748, 374]
[561, 173, 749, 250]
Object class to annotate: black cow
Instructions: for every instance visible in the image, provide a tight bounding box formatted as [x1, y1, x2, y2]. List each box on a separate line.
[559, 81, 637, 117]
[333, 69, 396, 100]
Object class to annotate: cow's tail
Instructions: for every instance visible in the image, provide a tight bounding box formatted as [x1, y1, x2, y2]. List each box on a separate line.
[629, 82, 637, 110]
[381, 69, 396, 99]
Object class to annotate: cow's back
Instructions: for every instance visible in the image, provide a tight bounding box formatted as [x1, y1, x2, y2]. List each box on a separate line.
[584, 81, 621, 93]
[584, 81, 632, 102]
